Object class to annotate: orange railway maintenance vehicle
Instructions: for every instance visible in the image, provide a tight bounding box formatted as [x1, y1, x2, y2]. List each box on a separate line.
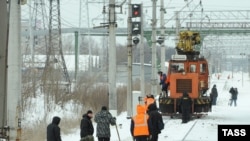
[159, 30, 211, 118]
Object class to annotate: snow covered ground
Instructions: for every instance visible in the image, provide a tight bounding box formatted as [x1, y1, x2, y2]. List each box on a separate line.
[61, 71, 250, 141]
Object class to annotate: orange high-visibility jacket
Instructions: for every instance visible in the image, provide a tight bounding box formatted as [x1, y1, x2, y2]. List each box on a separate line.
[132, 105, 149, 136]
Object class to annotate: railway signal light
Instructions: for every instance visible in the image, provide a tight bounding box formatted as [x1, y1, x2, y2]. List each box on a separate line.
[131, 22, 141, 35]
[132, 4, 141, 17]
[157, 36, 164, 45]
[133, 37, 140, 45]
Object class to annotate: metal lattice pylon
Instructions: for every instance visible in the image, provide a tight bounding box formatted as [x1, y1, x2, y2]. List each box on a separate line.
[79, 0, 93, 72]
[42, 0, 71, 97]
[22, 0, 49, 97]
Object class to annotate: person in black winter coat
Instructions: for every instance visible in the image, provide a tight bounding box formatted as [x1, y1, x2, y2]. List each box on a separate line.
[47, 116, 62, 141]
[94, 106, 116, 141]
[229, 87, 238, 106]
[211, 84, 218, 105]
[80, 110, 94, 140]
[179, 92, 192, 123]
[147, 103, 164, 141]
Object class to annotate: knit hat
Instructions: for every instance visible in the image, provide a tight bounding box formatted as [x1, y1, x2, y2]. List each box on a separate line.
[101, 106, 107, 110]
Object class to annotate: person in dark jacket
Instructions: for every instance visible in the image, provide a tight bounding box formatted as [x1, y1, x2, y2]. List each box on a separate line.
[211, 84, 218, 105]
[47, 116, 62, 141]
[80, 110, 94, 141]
[179, 92, 192, 123]
[94, 106, 116, 141]
[158, 71, 169, 97]
[147, 103, 164, 141]
[229, 87, 238, 107]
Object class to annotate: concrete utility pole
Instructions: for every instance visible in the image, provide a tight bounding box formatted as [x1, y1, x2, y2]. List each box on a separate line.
[140, 3, 145, 97]
[108, 0, 117, 117]
[175, 11, 180, 49]
[151, 0, 158, 95]
[74, 31, 79, 81]
[0, 0, 8, 139]
[127, 0, 133, 117]
[240, 53, 246, 87]
[86, 0, 93, 73]
[160, 0, 166, 73]
[7, 0, 22, 141]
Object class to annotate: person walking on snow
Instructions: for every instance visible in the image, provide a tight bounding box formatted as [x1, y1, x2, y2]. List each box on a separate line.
[94, 106, 116, 141]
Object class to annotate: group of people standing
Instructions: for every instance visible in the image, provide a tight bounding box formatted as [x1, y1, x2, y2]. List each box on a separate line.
[209, 84, 239, 107]
[79, 106, 116, 141]
[46, 102, 164, 141]
[46, 106, 116, 141]
[130, 95, 164, 141]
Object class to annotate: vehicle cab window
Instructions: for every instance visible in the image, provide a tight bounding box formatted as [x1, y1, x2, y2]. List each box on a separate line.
[170, 63, 184, 73]
[190, 64, 196, 73]
[200, 63, 207, 73]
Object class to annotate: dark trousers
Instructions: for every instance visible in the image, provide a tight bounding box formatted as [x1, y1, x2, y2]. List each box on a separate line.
[161, 83, 169, 96]
[230, 99, 237, 106]
[134, 135, 149, 141]
[149, 134, 158, 141]
[182, 108, 190, 123]
[212, 97, 217, 105]
[98, 137, 110, 141]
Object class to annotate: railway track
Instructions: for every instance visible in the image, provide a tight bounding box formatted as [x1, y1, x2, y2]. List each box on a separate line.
[181, 120, 198, 141]
[161, 118, 200, 141]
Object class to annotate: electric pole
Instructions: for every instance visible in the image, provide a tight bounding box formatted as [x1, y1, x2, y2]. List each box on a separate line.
[108, 0, 117, 117]
[7, 1, 22, 140]
[160, 0, 166, 73]
[151, 0, 158, 95]
[43, 0, 71, 100]
[28, 0, 49, 97]
[79, 0, 92, 73]
[140, 3, 145, 97]
[127, 0, 133, 117]
[0, 0, 8, 140]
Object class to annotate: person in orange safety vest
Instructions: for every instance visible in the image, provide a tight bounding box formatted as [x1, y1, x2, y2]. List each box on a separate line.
[130, 104, 150, 141]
